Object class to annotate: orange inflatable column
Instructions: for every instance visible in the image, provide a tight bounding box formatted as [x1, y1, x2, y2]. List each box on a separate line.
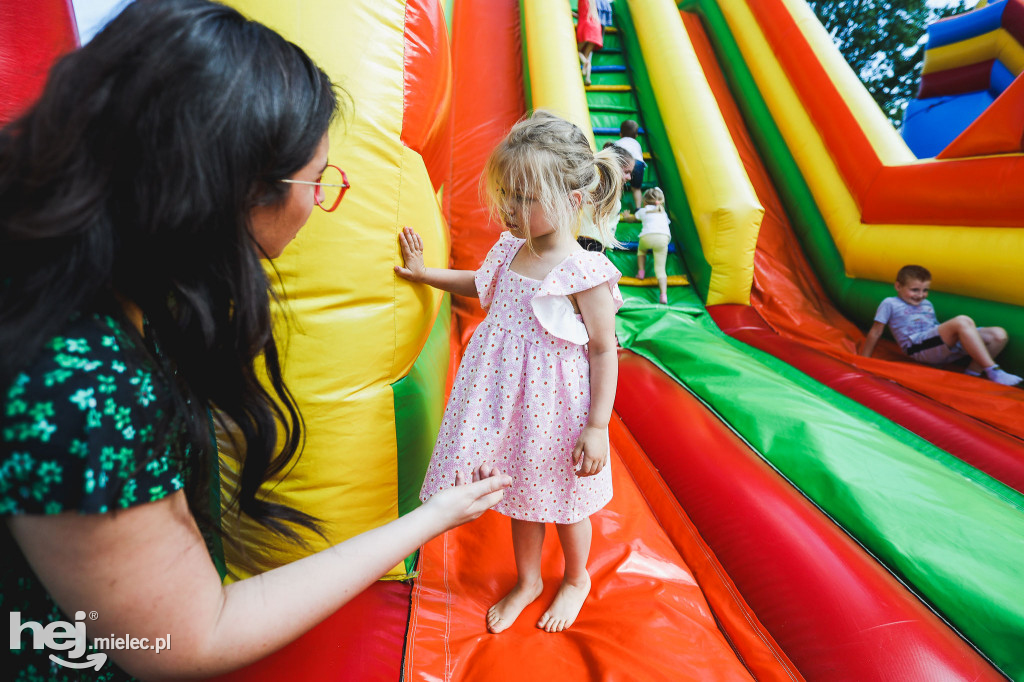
[401, 0, 453, 196]
[447, 0, 527, 359]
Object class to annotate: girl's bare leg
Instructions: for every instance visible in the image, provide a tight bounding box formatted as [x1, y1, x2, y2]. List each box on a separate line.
[487, 519, 545, 633]
[579, 42, 596, 85]
[538, 517, 592, 633]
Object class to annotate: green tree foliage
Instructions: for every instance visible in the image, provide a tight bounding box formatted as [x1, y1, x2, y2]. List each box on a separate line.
[807, 0, 974, 128]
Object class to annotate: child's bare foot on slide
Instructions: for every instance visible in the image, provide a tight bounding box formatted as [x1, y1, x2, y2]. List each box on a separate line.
[537, 574, 591, 632]
[487, 579, 543, 633]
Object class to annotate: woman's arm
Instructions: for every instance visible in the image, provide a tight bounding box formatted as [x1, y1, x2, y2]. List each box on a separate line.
[572, 284, 618, 477]
[394, 226, 477, 297]
[7, 466, 509, 680]
[859, 321, 886, 357]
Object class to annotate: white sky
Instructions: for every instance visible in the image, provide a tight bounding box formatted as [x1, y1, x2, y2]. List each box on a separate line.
[926, 0, 981, 7]
[72, 0, 131, 44]
[72, 0, 981, 46]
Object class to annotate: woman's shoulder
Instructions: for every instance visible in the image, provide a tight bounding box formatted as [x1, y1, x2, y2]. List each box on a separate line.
[1, 313, 184, 516]
[5, 313, 139, 399]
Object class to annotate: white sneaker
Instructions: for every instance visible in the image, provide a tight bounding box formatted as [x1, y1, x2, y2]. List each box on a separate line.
[984, 365, 1023, 386]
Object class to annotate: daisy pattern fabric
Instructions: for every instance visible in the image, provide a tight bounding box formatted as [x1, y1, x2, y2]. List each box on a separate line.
[419, 232, 622, 523]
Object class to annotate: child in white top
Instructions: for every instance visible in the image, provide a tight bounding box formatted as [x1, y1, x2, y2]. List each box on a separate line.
[626, 187, 671, 304]
[396, 111, 625, 633]
[860, 264, 1021, 386]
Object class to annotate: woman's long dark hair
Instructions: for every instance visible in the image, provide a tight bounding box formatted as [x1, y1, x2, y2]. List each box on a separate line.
[0, 0, 339, 540]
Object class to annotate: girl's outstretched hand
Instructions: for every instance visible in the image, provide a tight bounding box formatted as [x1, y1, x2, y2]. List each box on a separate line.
[395, 226, 427, 282]
[424, 464, 511, 531]
[572, 425, 610, 477]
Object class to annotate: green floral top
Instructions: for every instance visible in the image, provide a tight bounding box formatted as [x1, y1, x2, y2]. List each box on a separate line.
[2, 313, 186, 681]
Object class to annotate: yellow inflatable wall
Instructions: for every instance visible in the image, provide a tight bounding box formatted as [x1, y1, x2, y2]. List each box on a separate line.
[218, 0, 449, 580]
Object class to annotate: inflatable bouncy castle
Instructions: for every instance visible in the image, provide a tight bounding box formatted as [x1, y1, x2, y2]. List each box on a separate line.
[904, 0, 1024, 158]
[4, 0, 1022, 679]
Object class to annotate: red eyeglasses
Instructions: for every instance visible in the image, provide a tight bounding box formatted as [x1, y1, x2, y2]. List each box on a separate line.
[281, 164, 350, 212]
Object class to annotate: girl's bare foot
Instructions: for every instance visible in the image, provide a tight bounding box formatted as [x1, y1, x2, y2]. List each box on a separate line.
[486, 579, 544, 633]
[537, 574, 590, 633]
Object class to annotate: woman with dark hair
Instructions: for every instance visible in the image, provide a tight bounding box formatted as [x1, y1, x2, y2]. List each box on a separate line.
[0, 1, 509, 679]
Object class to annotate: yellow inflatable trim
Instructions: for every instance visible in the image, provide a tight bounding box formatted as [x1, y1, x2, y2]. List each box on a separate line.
[922, 28, 1024, 76]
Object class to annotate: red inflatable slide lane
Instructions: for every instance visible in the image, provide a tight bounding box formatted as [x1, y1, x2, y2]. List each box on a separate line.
[615, 350, 1004, 682]
[710, 304, 1024, 496]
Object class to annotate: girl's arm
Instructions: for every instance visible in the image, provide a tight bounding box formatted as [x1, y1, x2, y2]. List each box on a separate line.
[572, 284, 618, 477]
[859, 321, 886, 357]
[394, 226, 478, 297]
[7, 466, 509, 680]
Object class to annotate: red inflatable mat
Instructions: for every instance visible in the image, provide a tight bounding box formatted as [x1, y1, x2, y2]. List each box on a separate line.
[403, 443, 760, 681]
[207, 580, 411, 681]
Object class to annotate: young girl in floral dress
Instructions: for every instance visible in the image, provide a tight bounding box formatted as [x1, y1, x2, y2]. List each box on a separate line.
[396, 111, 624, 634]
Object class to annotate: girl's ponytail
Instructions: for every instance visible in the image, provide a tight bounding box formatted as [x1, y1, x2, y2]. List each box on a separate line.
[589, 147, 626, 248]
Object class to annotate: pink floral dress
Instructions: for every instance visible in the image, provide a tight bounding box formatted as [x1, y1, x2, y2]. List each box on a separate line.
[419, 231, 623, 524]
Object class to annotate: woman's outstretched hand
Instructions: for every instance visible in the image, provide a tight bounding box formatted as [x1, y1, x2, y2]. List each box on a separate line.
[395, 226, 427, 282]
[424, 463, 511, 531]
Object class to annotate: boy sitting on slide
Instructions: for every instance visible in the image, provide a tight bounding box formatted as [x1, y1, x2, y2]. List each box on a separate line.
[860, 265, 1021, 386]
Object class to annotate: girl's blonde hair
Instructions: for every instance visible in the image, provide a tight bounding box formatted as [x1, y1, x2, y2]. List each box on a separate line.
[483, 110, 624, 250]
[642, 187, 665, 212]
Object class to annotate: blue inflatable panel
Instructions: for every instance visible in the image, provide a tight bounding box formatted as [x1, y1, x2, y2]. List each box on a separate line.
[927, 0, 1005, 48]
[990, 60, 1017, 95]
[902, 91, 995, 158]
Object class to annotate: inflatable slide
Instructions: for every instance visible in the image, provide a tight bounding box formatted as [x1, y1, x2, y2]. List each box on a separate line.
[4, 0, 1022, 680]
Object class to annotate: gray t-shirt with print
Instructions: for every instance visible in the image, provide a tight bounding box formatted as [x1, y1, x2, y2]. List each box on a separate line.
[874, 296, 939, 351]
